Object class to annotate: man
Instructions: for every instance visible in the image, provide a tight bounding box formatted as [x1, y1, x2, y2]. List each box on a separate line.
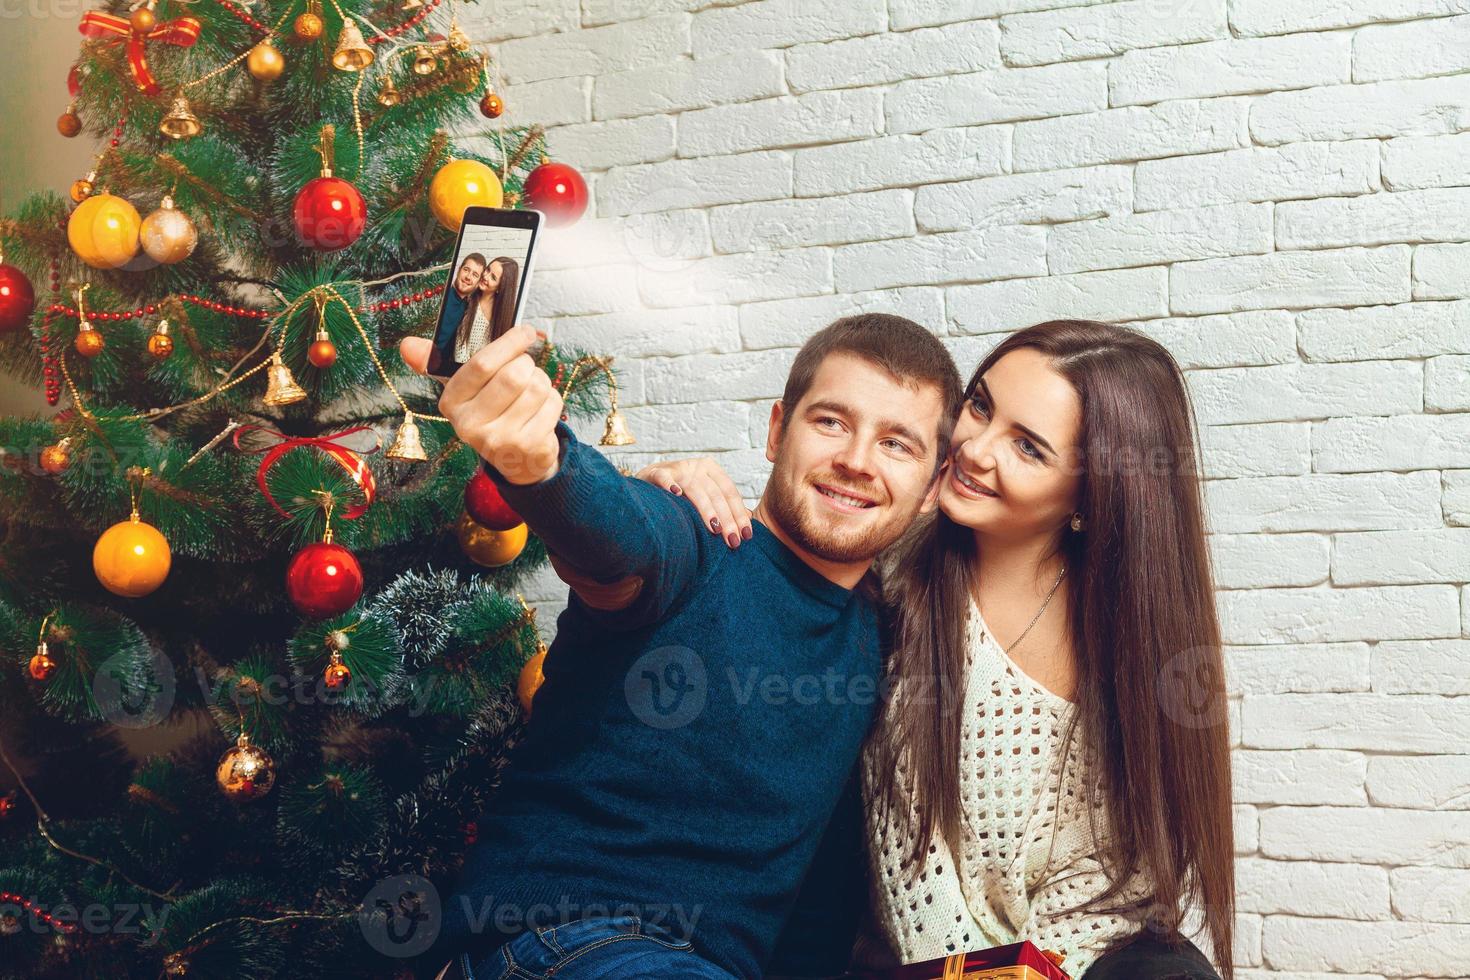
[399, 313, 962, 979]
[429, 252, 487, 374]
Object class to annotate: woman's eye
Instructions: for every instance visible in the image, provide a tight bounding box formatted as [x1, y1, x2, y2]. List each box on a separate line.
[1017, 439, 1041, 460]
[969, 397, 989, 416]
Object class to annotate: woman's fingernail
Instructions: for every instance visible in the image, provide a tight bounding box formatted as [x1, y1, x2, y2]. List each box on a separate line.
[669, 483, 682, 495]
[741, 525, 753, 541]
[710, 517, 721, 531]
[726, 531, 740, 548]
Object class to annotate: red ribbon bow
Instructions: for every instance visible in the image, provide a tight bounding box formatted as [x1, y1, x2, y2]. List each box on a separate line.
[79, 11, 202, 97]
[232, 426, 379, 521]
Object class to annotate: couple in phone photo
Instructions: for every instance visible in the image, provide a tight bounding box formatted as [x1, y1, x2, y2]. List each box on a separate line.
[427, 252, 521, 376]
[398, 312, 1233, 980]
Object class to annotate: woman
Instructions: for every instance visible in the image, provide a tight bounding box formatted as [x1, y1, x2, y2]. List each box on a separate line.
[454, 255, 520, 363]
[635, 320, 1233, 979]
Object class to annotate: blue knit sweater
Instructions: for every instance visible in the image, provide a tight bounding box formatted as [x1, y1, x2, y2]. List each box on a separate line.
[436, 422, 883, 978]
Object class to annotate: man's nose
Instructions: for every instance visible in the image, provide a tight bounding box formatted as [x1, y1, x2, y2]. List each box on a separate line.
[832, 437, 876, 475]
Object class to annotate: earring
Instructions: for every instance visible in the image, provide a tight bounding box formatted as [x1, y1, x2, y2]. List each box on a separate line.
[1070, 513, 1084, 532]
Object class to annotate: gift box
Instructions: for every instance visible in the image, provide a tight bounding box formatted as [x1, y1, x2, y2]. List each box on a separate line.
[850, 940, 1072, 980]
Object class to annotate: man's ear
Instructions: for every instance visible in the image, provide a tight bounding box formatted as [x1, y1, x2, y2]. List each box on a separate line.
[765, 400, 785, 464]
[919, 457, 948, 514]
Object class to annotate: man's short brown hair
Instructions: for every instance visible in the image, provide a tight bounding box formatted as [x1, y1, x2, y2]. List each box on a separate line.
[780, 313, 963, 478]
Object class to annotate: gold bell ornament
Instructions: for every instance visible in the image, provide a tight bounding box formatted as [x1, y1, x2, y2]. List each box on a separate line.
[386, 410, 428, 462]
[331, 17, 374, 72]
[600, 360, 636, 447]
[262, 350, 308, 406]
[411, 45, 437, 75]
[159, 94, 202, 140]
[446, 16, 471, 52]
[376, 74, 402, 107]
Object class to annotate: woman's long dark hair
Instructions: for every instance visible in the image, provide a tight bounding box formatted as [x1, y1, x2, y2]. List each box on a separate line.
[454, 255, 520, 353]
[870, 320, 1234, 976]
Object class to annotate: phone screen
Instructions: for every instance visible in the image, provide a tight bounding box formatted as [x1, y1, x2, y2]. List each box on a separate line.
[427, 207, 541, 377]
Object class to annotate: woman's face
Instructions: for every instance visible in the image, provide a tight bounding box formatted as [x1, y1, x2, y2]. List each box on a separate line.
[482, 261, 503, 292]
[939, 347, 1084, 541]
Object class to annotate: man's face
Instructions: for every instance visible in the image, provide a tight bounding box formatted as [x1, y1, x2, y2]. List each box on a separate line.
[762, 352, 946, 564]
[455, 259, 485, 296]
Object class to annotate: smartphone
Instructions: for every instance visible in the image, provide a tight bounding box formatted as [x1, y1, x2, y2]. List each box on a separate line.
[426, 206, 543, 377]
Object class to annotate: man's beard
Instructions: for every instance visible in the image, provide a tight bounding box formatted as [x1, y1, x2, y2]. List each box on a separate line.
[763, 459, 919, 564]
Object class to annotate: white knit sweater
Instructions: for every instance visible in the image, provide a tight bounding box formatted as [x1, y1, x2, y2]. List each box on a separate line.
[858, 593, 1155, 979]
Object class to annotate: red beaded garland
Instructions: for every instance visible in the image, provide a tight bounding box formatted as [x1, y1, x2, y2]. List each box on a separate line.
[0, 891, 79, 934]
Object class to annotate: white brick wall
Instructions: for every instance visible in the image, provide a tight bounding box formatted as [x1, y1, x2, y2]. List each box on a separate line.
[464, 1, 1470, 974]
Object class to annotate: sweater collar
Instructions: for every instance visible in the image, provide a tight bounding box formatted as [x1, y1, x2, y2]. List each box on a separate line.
[749, 518, 862, 609]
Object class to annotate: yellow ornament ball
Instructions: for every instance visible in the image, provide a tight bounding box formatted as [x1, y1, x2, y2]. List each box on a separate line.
[518, 650, 546, 716]
[68, 193, 141, 269]
[455, 512, 526, 567]
[247, 41, 285, 82]
[293, 11, 324, 40]
[93, 513, 172, 598]
[429, 159, 503, 232]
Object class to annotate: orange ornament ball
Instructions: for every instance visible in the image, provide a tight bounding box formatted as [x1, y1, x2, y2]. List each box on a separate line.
[74, 326, 105, 357]
[307, 336, 337, 369]
[147, 332, 174, 359]
[479, 92, 504, 119]
[28, 648, 58, 682]
[324, 660, 352, 689]
[293, 11, 324, 40]
[455, 512, 527, 567]
[93, 514, 172, 598]
[130, 7, 156, 32]
[39, 443, 70, 474]
[57, 111, 82, 138]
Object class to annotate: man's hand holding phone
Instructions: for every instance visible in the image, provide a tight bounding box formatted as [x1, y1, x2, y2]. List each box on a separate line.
[400, 324, 564, 485]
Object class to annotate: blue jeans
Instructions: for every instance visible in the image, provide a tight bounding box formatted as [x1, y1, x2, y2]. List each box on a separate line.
[460, 914, 738, 979]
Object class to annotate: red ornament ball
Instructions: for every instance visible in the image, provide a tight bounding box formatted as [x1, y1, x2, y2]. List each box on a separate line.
[292, 176, 367, 251]
[285, 541, 363, 619]
[464, 468, 523, 530]
[0, 263, 36, 333]
[522, 160, 588, 227]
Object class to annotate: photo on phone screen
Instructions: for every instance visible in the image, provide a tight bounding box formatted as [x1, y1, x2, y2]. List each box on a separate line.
[427, 206, 541, 377]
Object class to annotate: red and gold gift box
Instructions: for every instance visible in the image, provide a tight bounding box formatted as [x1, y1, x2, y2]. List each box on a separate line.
[852, 940, 1073, 980]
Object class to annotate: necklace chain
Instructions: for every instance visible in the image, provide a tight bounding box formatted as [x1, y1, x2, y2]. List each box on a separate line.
[1001, 563, 1067, 655]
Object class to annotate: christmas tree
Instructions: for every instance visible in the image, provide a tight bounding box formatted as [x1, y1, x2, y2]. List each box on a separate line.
[0, 1, 623, 976]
